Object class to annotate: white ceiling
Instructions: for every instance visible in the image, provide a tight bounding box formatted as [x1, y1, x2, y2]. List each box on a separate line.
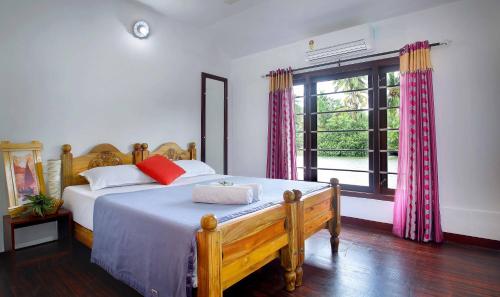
[137, 0, 266, 26]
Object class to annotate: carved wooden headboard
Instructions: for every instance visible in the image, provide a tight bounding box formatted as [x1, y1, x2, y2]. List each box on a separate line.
[60, 143, 144, 190]
[143, 142, 196, 161]
[60, 142, 196, 190]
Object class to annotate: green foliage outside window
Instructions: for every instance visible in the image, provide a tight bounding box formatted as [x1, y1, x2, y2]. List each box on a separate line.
[301, 72, 400, 157]
[387, 72, 400, 152]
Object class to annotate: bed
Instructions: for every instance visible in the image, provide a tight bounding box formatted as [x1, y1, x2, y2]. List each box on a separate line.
[61, 142, 340, 297]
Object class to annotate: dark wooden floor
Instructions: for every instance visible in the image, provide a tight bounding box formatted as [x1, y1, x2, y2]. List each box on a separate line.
[1, 224, 500, 297]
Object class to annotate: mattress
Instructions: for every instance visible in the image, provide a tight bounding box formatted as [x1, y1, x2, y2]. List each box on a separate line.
[63, 174, 224, 230]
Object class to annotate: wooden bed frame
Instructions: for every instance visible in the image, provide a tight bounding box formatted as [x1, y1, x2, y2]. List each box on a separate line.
[60, 142, 340, 297]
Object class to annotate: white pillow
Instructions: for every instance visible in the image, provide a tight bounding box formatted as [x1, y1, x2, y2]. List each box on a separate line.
[174, 160, 216, 178]
[80, 165, 155, 191]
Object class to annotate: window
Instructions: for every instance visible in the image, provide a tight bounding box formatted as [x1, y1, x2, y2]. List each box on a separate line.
[293, 58, 400, 200]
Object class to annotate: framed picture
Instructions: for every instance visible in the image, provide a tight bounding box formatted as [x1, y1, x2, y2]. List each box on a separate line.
[0, 141, 46, 207]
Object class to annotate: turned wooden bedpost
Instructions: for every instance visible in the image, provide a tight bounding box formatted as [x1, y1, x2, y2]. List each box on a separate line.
[133, 143, 142, 164]
[197, 214, 222, 297]
[141, 143, 149, 161]
[61, 144, 73, 192]
[188, 142, 196, 160]
[328, 178, 341, 253]
[293, 189, 304, 287]
[280, 190, 300, 292]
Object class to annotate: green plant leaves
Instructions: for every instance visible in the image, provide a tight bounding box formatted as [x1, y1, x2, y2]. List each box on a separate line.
[24, 193, 55, 217]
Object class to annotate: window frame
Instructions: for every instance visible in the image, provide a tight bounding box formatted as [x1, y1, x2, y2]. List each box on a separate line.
[293, 57, 399, 201]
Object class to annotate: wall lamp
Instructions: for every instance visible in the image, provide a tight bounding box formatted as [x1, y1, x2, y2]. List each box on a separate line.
[133, 20, 150, 39]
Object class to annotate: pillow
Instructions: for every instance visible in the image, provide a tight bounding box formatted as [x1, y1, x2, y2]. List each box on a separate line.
[80, 165, 155, 191]
[136, 155, 186, 185]
[174, 160, 216, 178]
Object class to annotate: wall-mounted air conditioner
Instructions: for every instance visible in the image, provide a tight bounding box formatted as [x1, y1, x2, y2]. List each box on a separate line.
[305, 25, 375, 64]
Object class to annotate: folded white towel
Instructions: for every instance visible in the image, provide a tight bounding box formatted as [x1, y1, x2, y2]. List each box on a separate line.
[209, 182, 263, 203]
[192, 184, 253, 204]
[235, 183, 263, 203]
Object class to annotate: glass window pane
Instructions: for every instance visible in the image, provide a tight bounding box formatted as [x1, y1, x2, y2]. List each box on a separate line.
[293, 85, 304, 97]
[388, 153, 398, 173]
[316, 80, 335, 94]
[295, 115, 303, 132]
[295, 97, 304, 114]
[317, 152, 369, 171]
[296, 150, 304, 167]
[387, 87, 400, 107]
[316, 92, 368, 112]
[296, 132, 304, 150]
[386, 71, 400, 87]
[297, 168, 304, 180]
[316, 111, 369, 131]
[388, 173, 397, 189]
[387, 131, 399, 151]
[387, 108, 400, 129]
[317, 170, 369, 186]
[316, 75, 368, 94]
[317, 131, 369, 150]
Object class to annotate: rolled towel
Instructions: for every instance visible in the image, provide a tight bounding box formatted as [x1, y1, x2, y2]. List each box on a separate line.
[192, 184, 253, 205]
[210, 182, 263, 203]
[235, 183, 263, 202]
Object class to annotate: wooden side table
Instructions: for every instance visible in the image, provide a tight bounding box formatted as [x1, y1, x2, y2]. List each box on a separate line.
[3, 208, 72, 252]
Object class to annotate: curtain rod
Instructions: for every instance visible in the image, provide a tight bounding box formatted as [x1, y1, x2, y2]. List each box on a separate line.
[262, 41, 449, 78]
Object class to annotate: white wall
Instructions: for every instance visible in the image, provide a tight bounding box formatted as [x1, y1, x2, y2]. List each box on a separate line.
[0, 0, 229, 252]
[229, 0, 500, 240]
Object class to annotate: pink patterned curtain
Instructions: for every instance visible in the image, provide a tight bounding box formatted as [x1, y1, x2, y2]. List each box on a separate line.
[266, 68, 298, 180]
[393, 41, 443, 242]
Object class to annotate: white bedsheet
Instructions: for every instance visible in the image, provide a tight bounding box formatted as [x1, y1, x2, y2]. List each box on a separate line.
[63, 174, 224, 230]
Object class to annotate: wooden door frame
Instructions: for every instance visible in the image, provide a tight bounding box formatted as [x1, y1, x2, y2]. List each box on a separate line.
[201, 72, 228, 174]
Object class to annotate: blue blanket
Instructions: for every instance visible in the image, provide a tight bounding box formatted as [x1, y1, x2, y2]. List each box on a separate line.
[91, 176, 328, 297]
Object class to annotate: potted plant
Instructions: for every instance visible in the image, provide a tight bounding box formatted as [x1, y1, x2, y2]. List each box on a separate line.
[23, 194, 63, 217]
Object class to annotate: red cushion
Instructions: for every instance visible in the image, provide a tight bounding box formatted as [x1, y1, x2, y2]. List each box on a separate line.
[136, 155, 185, 185]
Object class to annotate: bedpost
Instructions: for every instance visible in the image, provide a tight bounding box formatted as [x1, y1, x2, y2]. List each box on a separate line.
[188, 142, 196, 160]
[133, 143, 142, 164]
[197, 214, 222, 297]
[328, 178, 341, 253]
[293, 189, 304, 287]
[280, 190, 299, 292]
[141, 143, 149, 161]
[61, 144, 73, 192]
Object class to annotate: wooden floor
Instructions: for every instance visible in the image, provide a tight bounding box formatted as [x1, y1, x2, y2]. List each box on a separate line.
[1, 224, 500, 297]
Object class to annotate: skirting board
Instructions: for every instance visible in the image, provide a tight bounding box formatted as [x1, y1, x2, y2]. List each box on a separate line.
[342, 216, 500, 250]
